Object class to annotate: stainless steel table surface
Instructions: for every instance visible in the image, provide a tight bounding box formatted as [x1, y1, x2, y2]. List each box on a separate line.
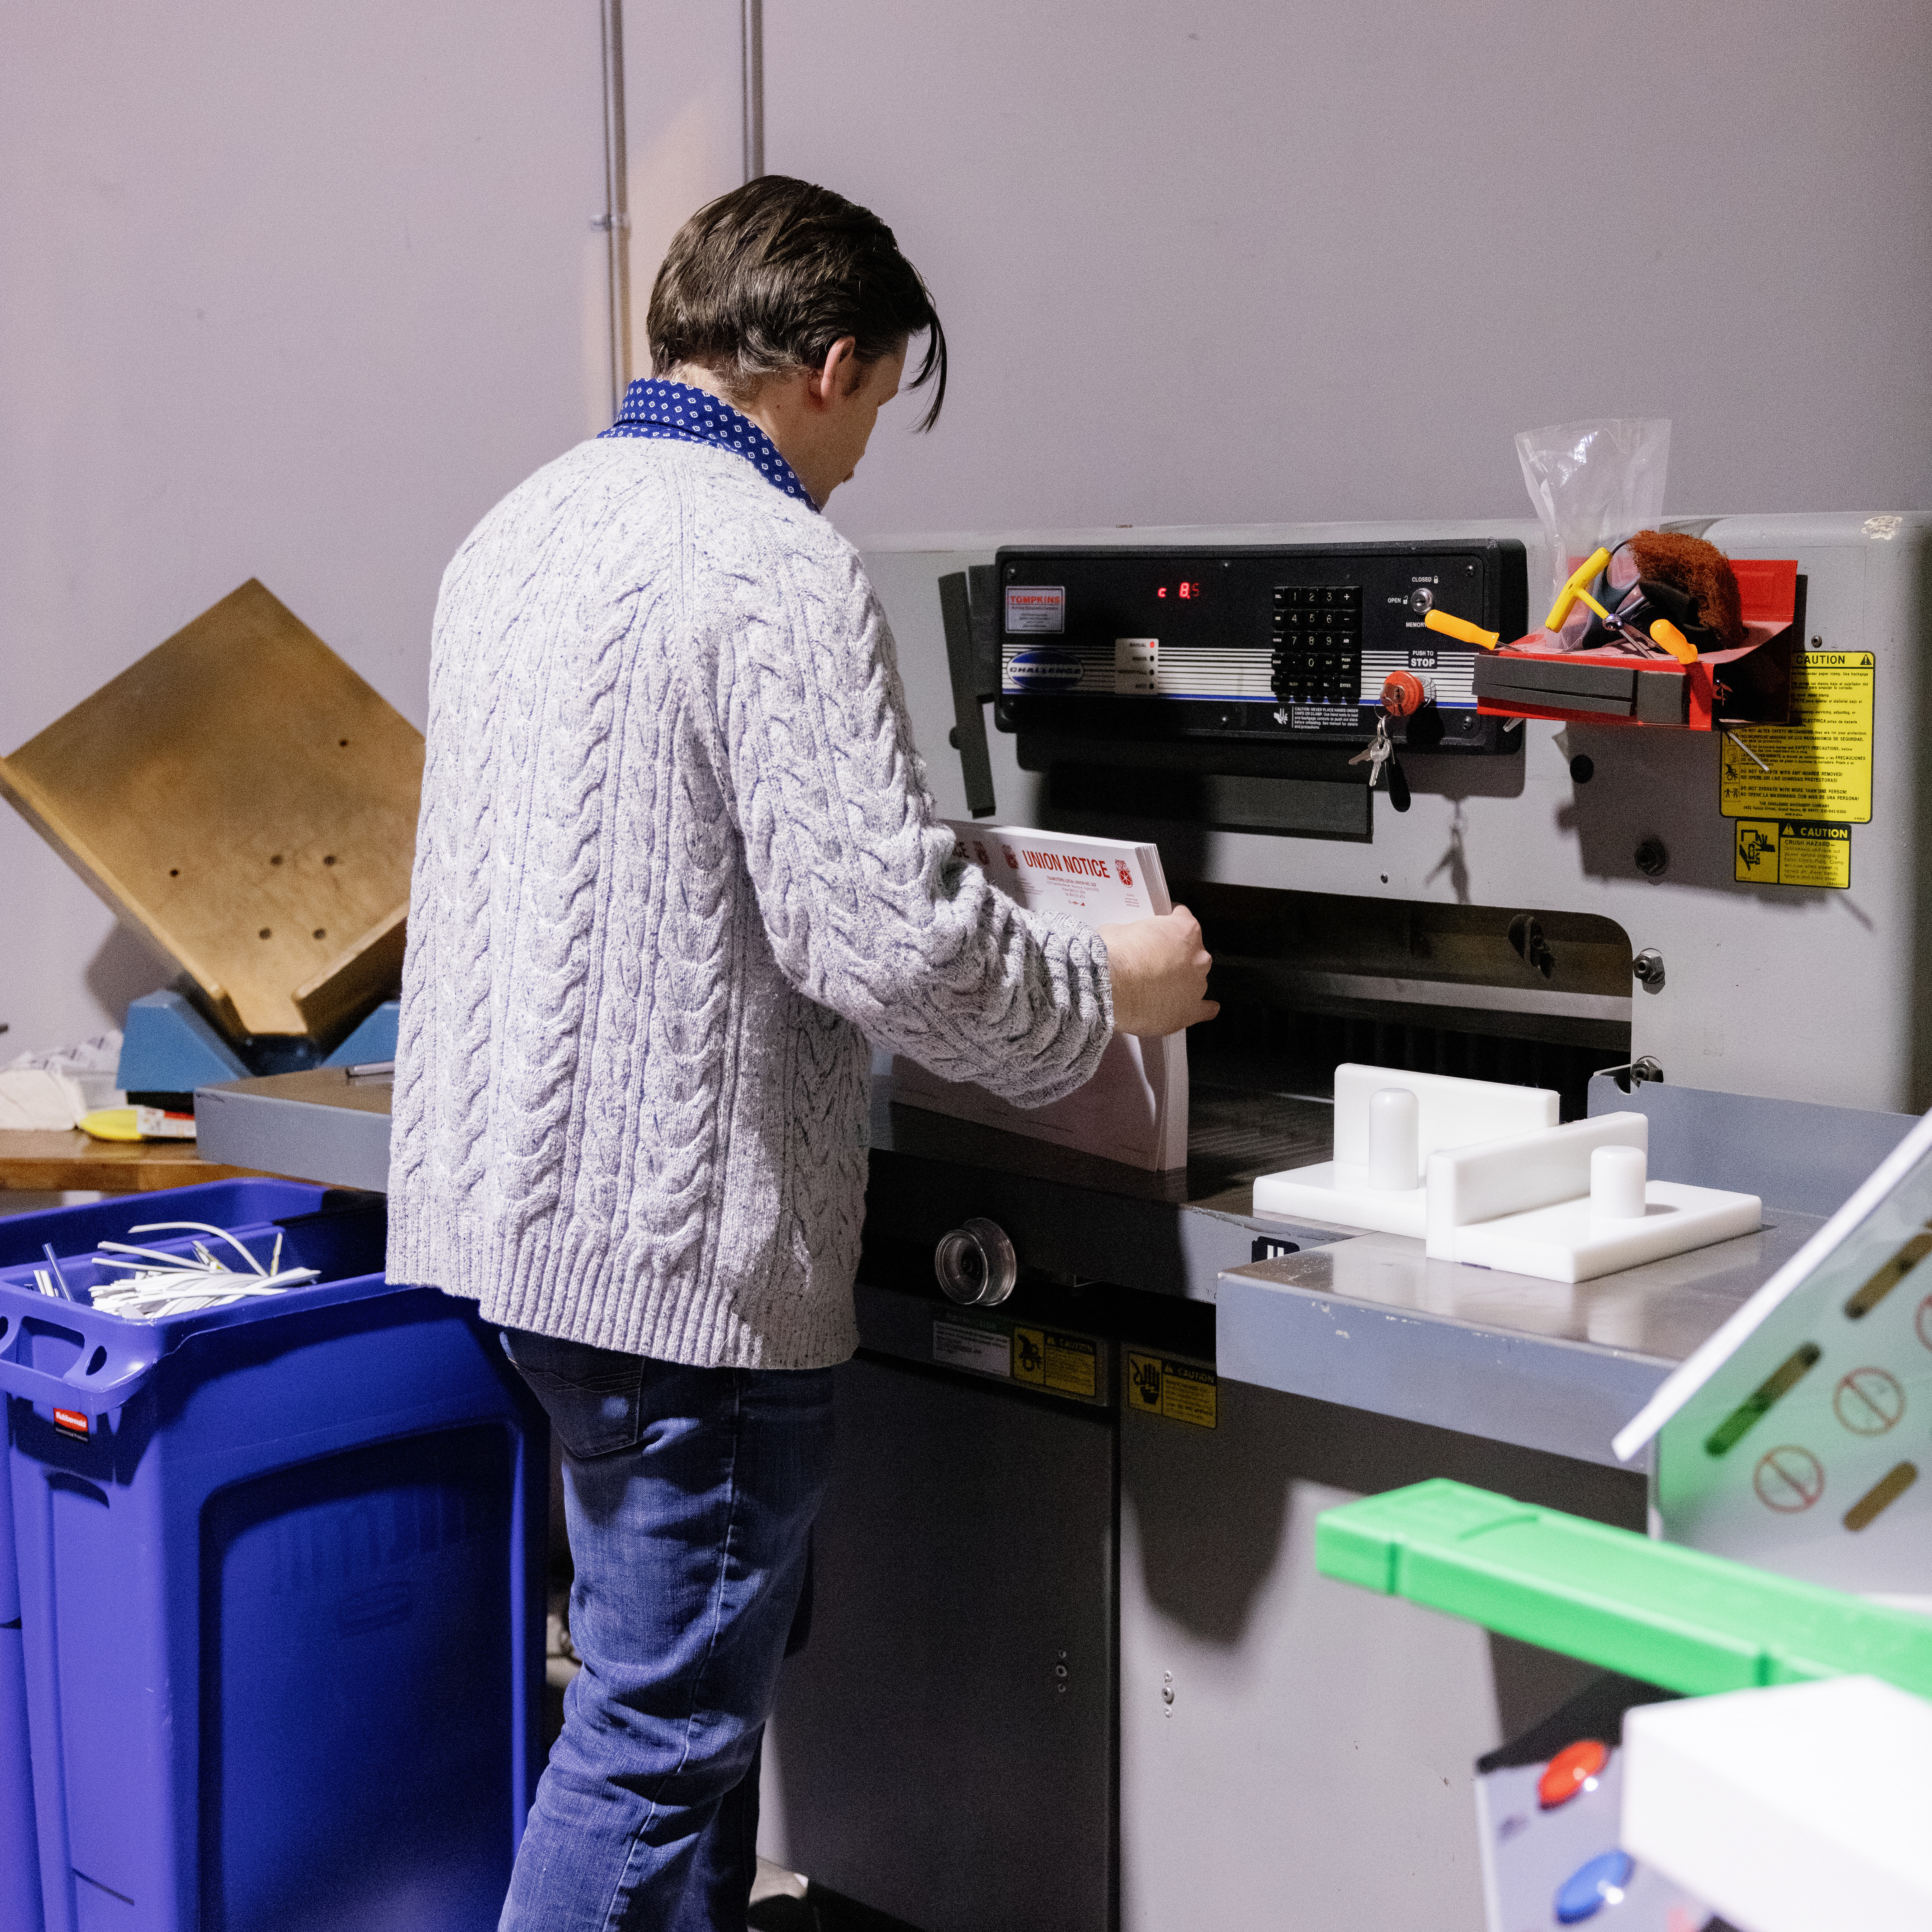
[196, 1065, 394, 1194]
[1217, 1213, 1821, 1468]
[192, 1060, 1820, 1466]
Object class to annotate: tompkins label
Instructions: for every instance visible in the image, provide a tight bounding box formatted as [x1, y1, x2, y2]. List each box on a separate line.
[1005, 585, 1066, 635]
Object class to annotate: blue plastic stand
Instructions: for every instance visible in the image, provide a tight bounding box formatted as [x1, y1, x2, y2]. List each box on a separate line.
[321, 999, 401, 1068]
[116, 991, 247, 1094]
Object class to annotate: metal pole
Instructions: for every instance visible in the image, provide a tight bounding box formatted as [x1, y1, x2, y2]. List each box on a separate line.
[741, 0, 764, 183]
[600, 0, 633, 413]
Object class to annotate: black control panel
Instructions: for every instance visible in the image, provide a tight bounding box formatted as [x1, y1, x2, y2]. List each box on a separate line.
[1271, 582, 1363, 706]
[992, 540, 1526, 762]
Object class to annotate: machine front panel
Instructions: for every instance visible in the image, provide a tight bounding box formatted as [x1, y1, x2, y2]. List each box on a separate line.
[995, 540, 1527, 756]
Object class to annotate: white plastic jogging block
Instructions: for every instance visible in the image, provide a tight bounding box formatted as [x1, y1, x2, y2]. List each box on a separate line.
[1621, 1677, 1932, 1932]
[1252, 1065, 1560, 1236]
[1424, 1113, 1762, 1284]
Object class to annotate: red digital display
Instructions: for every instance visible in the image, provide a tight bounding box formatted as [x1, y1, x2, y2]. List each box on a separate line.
[1156, 582, 1203, 601]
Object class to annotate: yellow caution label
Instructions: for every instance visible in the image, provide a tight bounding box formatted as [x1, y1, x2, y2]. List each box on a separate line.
[1734, 818, 1851, 889]
[1012, 1327, 1097, 1399]
[1719, 652, 1873, 823]
[1125, 1352, 1218, 1428]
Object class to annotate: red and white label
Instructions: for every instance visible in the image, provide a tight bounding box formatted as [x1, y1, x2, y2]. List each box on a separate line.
[53, 1408, 89, 1439]
[1005, 586, 1065, 635]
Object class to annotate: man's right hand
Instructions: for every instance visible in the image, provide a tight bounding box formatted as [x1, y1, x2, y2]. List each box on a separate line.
[1095, 906, 1218, 1038]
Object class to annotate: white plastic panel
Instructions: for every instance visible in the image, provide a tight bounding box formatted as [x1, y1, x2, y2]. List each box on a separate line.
[1254, 1067, 1559, 1236]
[1622, 1677, 1932, 1932]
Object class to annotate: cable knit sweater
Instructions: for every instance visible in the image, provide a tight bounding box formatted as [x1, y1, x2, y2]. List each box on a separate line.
[386, 435, 1114, 1369]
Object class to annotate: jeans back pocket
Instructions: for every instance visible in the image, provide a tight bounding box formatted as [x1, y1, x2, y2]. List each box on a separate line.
[501, 1328, 646, 1459]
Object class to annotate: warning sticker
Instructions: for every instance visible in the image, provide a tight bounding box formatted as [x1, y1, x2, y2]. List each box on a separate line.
[1125, 1352, 1218, 1428]
[1733, 819, 1851, 889]
[1013, 1327, 1098, 1399]
[1005, 585, 1065, 635]
[1719, 652, 1874, 823]
[932, 1315, 1012, 1380]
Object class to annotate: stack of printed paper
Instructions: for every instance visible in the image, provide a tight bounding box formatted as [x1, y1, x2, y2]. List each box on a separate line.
[890, 821, 1188, 1171]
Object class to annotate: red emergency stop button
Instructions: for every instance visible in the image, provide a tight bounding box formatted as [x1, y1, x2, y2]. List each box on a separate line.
[1538, 1738, 1609, 1809]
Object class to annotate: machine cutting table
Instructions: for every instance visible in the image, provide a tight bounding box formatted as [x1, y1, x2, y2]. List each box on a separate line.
[198, 1062, 1854, 1472]
[862, 1078, 1825, 1469]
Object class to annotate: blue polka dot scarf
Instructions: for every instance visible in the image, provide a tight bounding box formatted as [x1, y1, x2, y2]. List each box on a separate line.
[600, 378, 816, 510]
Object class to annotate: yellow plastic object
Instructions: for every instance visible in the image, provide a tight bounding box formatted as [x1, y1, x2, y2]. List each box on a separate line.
[1650, 619, 1698, 664]
[1422, 609, 1500, 650]
[79, 1108, 145, 1142]
[1544, 546, 1613, 631]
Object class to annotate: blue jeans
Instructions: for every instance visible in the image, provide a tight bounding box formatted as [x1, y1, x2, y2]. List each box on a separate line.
[499, 1330, 835, 1932]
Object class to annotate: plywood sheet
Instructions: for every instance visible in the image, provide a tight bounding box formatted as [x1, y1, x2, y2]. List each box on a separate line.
[0, 580, 421, 1039]
[0, 1132, 267, 1193]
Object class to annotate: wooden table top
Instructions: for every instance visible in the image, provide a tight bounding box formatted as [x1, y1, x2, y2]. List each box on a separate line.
[0, 1131, 270, 1194]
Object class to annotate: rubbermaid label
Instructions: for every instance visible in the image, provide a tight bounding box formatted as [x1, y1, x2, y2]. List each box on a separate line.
[53, 1408, 89, 1438]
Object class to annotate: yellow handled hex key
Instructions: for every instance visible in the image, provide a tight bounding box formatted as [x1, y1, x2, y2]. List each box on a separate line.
[1422, 609, 1501, 650]
[1545, 548, 1614, 629]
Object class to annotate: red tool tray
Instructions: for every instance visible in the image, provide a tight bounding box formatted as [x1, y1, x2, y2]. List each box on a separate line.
[1474, 558, 1800, 731]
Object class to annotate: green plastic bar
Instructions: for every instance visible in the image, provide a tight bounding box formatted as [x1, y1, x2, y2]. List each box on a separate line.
[1315, 1479, 1932, 1701]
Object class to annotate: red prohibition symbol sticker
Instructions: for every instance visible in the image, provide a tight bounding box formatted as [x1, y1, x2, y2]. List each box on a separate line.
[1754, 1444, 1825, 1513]
[1833, 1367, 1905, 1436]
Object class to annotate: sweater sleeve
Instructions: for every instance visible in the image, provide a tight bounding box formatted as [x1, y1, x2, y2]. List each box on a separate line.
[693, 502, 1114, 1109]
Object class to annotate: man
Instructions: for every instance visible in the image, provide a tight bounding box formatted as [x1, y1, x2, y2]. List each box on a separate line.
[388, 176, 1214, 1931]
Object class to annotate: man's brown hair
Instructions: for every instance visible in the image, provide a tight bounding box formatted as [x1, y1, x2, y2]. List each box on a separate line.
[646, 176, 947, 431]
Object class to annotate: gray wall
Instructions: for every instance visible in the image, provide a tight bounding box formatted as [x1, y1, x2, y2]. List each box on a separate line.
[3, 0, 1929, 1055]
[0, 3, 733, 1057]
[773, 0, 1932, 543]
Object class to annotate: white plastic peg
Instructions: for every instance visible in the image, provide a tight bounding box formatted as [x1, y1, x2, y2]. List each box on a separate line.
[1367, 1087, 1420, 1192]
[1591, 1143, 1649, 1221]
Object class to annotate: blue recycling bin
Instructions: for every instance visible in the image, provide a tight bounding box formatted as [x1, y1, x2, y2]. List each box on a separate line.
[0, 1182, 333, 1932]
[0, 1182, 546, 1932]
[0, 1179, 335, 1272]
[0, 1415, 40, 1932]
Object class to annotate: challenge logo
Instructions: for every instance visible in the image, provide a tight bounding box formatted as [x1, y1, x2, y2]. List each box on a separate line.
[1007, 648, 1082, 692]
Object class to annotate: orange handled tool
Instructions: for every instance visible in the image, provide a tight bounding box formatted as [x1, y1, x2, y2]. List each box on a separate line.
[1422, 609, 1500, 650]
[1647, 619, 1698, 665]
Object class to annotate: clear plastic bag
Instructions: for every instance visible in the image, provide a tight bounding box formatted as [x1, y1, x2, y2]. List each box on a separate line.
[1515, 418, 1671, 619]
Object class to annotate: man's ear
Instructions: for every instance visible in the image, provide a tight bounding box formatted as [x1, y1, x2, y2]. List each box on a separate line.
[813, 336, 860, 408]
